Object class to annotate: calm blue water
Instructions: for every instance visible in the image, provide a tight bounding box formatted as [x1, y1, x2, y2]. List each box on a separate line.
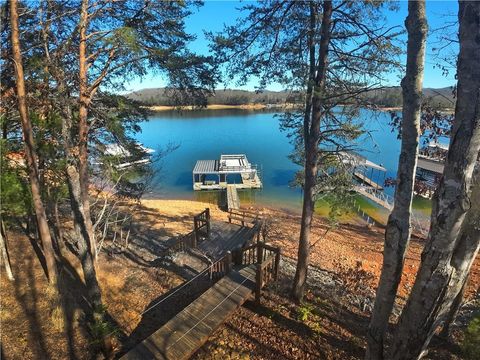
[134, 108, 433, 210]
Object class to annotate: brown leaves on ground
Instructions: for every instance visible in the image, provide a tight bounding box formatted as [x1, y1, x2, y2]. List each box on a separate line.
[1, 199, 478, 359]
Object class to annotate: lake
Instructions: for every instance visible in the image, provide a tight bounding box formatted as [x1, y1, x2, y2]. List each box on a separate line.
[135, 108, 432, 219]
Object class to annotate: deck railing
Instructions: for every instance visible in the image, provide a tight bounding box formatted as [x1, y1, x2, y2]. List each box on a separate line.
[194, 208, 211, 244]
[232, 241, 281, 303]
[255, 255, 277, 302]
[208, 251, 233, 281]
[239, 244, 258, 265]
[228, 208, 262, 226]
[160, 208, 211, 256]
[167, 231, 196, 254]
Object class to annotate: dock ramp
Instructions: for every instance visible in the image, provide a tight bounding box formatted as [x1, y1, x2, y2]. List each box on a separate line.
[226, 185, 240, 210]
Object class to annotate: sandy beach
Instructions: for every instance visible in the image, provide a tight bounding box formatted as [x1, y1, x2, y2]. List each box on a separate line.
[139, 198, 479, 300]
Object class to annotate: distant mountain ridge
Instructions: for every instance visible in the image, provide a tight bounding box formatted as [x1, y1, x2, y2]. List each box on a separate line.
[127, 86, 455, 108]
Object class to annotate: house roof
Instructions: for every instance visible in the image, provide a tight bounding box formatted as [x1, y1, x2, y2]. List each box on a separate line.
[417, 157, 444, 174]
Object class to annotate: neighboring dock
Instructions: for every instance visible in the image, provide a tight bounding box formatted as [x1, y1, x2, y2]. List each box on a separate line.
[353, 171, 384, 190]
[354, 185, 393, 211]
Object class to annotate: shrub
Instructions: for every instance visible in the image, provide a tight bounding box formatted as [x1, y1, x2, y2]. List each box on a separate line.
[462, 315, 480, 360]
[297, 302, 314, 322]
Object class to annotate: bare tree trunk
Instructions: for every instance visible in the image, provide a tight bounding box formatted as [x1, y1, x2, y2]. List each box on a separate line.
[9, 0, 58, 286]
[292, 0, 332, 302]
[66, 165, 103, 311]
[441, 177, 479, 338]
[53, 200, 66, 256]
[0, 220, 14, 281]
[439, 276, 468, 339]
[390, 2, 480, 358]
[302, 1, 317, 146]
[366, 2, 427, 359]
[49, 0, 103, 317]
[78, 0, 97, 261]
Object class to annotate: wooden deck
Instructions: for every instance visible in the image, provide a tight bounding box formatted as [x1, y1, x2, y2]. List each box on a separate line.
[198, 222, 258, 260]
[240, 172, 262, 188]
[226, 185, 240, 210]
[354, 171, 384, 190]
[122, 265, 257, 360]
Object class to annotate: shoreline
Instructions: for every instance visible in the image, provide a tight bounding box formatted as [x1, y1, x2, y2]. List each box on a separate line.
[145, 103, 295, 111]
[139, 197, 374, 226]
[137, 198, 477, 299]
[144, 103, 408, 113]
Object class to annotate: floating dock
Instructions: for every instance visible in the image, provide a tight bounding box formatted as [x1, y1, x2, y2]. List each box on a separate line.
[192, 154, 262, 191]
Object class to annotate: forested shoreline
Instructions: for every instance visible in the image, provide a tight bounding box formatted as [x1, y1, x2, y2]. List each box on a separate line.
[127, 86, 455, 109]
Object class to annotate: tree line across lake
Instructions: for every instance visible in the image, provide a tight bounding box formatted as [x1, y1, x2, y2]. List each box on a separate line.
[128, 86, 456, 109]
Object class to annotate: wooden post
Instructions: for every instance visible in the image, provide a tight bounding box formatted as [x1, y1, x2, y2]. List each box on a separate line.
[193, 218, 198, 248]
[274, 248, 281, 280]
[206, 208, 210, 239]
[232, 249, 239, 265]
[226, 251, 232, 273]
[257, 241, 263, 264]
[255, 263, 262, 304]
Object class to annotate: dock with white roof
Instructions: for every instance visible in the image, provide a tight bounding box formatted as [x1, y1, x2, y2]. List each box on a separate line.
[192, 154, 262, 191]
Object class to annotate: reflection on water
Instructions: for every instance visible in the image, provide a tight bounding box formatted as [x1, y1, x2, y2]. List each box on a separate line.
[149, 108, 280, 119]
[193, 188, 264, 209]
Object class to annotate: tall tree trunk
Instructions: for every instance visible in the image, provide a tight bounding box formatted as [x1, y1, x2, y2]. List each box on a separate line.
[303, 1, 317, 147]
[0, 220, 14, 281]
[390, 2, 480, 358]
[58, 78, 103, 312]
[366, 2, 427, 359]
[52, 199, 66, 256]
[439, 275, 468, 338]
[78, 0, 97, 260]
[51, 0, 103, 317]
[9, 0, 58, 286]
[66, 166, 102, 311]
[441, 176, 478, 338]
[292, 0, 332, 302]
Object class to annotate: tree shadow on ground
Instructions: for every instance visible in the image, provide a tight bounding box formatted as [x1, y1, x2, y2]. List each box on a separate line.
[247, 292, 366, 359]
[57, 252, 128, 358]
[11, 254, 50, 359]
[104, 203, 198, 266]
[7, 224, 129, 360]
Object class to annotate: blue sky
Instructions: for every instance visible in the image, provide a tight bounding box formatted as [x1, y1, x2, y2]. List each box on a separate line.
[124, 0, 459, 93]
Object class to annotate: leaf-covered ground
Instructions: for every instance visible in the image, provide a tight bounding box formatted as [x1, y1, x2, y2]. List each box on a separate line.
[1, 199, 478, 359]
